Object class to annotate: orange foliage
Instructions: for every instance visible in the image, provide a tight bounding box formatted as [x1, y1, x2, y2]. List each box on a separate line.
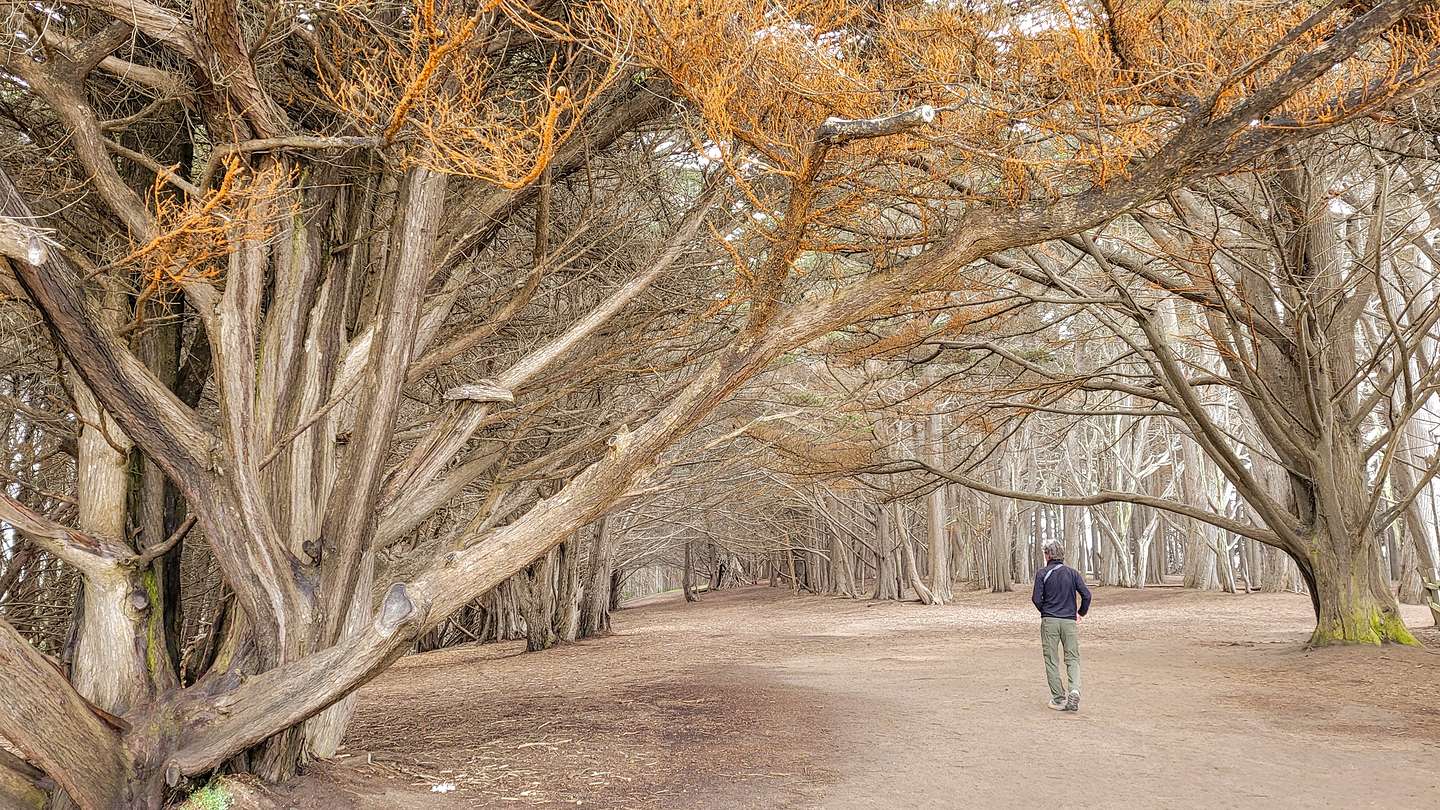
[122, 160, 294, 302]
[593, 0, 1437, 329]
[320, 0, 621, 185]
[604, 0, 1439, 198]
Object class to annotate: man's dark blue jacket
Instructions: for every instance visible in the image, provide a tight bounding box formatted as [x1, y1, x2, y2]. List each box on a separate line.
[1032, 559, 1092, 620]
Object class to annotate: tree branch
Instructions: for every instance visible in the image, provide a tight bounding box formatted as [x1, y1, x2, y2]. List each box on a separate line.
[0, 168, 214, 488]
[0, 618, 126, 810]
[882, 458, 1293, 549]
[0, 492, 128, 576]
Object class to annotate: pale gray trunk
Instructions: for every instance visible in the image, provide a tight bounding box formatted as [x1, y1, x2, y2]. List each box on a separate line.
[923, 411, 952, 603]
[581, 516, 618, 634]
[896, 502, 937, 604]
[874, 503, 901, 600]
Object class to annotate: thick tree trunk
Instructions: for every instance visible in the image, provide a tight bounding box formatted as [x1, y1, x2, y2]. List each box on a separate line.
[0, 618, 129, 809]
[1397, 534, 1424, 605]
[1306, 527, 1415, 646]
[1062, 505, 1083, 576]
[516, 552, 560, 652]
[304, 553, 373, 758]
[554, 533, 582, 641]
[69, 310, 164, 718]
[1182, 523, 1219, 589]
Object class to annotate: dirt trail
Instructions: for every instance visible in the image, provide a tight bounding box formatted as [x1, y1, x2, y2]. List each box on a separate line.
[283, 586, 1440, 809]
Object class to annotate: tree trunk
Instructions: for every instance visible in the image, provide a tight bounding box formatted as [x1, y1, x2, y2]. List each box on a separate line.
[516, 552, 560, 652]
[987, 491, 1012, 593]
[896, 504, 937, 605]
[1062, 505, 1083, 576]
[682, 542, 699, 603]
[553, 533, 582, 641]
[1305, 525, 1415, 645]
[305, 553, 373, 758]
[579, 517, 617, 636]
[873, 504, 901, 600]
[68, 287, 166, 718]
[923, 412, 953, 604]
[0, 750, 49, 810]
[828, 514, 858, 597]
[1397, 532, 1424, 605]
[1390, 425, 1440, 626]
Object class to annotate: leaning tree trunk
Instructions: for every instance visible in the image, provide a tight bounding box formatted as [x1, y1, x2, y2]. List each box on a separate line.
[828, 521, 858, 597]
[896, 503, 937, 605]
[1391, 425, 1440, 626]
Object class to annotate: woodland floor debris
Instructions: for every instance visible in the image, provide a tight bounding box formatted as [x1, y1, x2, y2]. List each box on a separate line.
[260, 585, 1438, 809]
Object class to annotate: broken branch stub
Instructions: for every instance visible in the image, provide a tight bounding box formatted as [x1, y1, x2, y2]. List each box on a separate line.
[0, 216, 51, 266]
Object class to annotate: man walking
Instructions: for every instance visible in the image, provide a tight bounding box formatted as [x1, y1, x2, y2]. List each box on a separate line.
[1033, 540, 1091, 712]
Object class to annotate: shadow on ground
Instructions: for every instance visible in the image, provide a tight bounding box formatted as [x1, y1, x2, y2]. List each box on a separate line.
[268, 586, 1439, 809]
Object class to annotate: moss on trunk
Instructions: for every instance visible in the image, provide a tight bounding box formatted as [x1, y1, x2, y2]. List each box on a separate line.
[1307, 543, 1418, 646]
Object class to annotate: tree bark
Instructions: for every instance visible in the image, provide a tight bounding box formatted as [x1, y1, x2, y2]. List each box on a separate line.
[873, 503, 901, 600]
[0, 750, 49, 810]
[0, 618, 128, 809]
[896, 503, 937, 605]
[516, 551, 560, 652]
[553, 533, 582, 642]
[579, 516, 617, 635]
[682, 541, 698, 603]
[988, 493, 1013, 593]
[1305, 522, 1415, 645]
[923, 411, 953, 603]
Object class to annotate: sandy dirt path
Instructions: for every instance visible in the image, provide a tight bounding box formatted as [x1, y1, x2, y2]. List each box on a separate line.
[286, 586, 1440, 809]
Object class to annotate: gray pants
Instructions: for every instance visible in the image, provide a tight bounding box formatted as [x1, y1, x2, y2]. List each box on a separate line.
[1040, 617, 1081, 700]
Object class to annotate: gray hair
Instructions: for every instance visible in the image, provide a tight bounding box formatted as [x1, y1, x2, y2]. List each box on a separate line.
[1042, 540, 1064, 560]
